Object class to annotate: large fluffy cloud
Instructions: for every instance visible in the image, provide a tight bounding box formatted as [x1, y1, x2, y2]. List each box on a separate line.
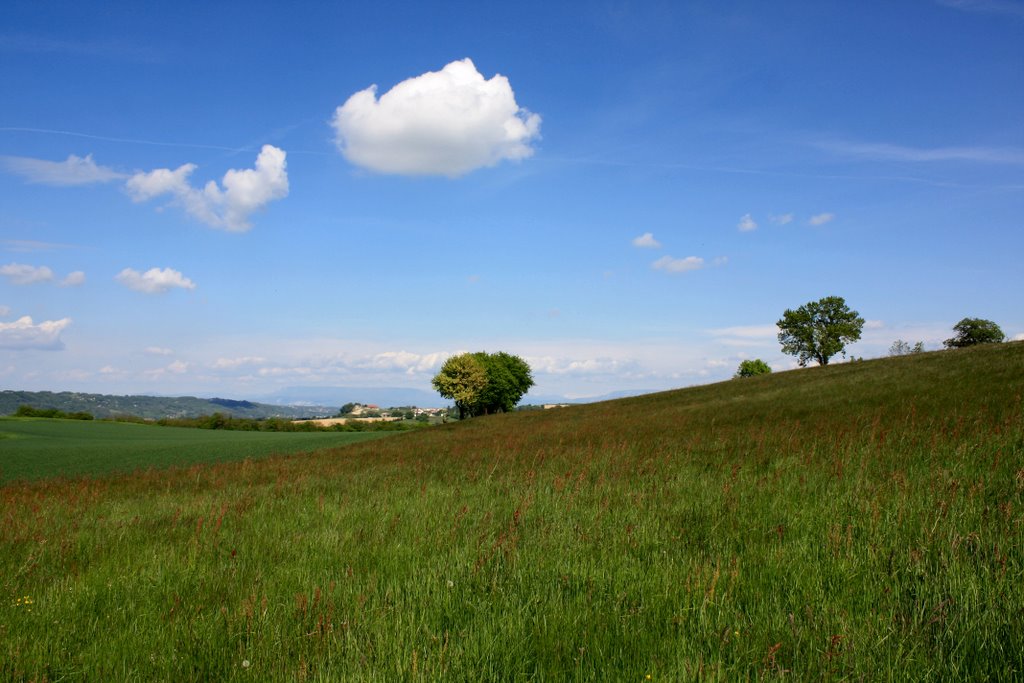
[116, 267, 196, 294]
[126, 145, 288, 231]
[0, 316, 71, 350]
[332, 58, 541, 177]
[0, 153, 126, 185]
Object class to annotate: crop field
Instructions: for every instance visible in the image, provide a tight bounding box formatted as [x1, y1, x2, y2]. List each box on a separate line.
[2, 343, 1022, 680]
[0, 418, 390, 483]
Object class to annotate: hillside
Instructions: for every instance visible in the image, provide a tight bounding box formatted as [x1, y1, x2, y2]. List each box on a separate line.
[2, 342, 1021, 680]
[0, 389, 336, 420]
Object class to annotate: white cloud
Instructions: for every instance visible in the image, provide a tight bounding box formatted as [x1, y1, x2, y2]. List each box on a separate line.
[1013, 333, 1024, 341]
[0, 305, 9, 316]
[332, 58, 542, 177]
[711, 256, 728, 267]
[125, 145, 289, 231]
[116, 267, 196, 294]
[145, 346, 174, 356]
[60, 270, 86, 287]
[0, 153, 126, 185]
[632, 232, 662, 248]
[864, 319, 885, 330]
[0, 263, 54, 285]
[770, 213, 793, 225]
[652, 255, 704, 273]
[809, 213, 835, 226]
[708, 324, 780, 347]
[0, 315, 71, 350]
[213, 356, 267, 369]
[737, 214, 757, 231]
[167, 360, 189, 374]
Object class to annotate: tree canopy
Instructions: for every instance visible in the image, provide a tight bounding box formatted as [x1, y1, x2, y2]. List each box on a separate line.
[432, 352, 534, 418]
[943, 318, 1005, 348]
[734, 359, 772, 378]
[777, 296, 864, 367]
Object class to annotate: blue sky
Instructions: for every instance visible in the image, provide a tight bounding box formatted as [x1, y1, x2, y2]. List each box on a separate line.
[2, 0, 1022, 402]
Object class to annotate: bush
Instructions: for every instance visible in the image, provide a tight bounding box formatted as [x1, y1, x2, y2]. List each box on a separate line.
[734, 359, 772, 378]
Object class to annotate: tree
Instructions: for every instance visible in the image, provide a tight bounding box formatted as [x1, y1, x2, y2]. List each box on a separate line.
[943, 318, 1005, 349]
[431, 353, 488, 419]
[777, 296, 865, 367]
[432, 351, 534, 418]
[889, 340, 925, 356]
[734, 359, 772, 378]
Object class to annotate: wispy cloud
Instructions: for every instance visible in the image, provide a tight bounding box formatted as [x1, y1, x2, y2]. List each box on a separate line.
[0, 263, 54, 285]
[737, 214, 757, 232]
[816, 139, 1024, 164]
[935, 0, 1024, 18]
[145, 346, 174, 356]
[332, 58, 541, 177]
[1, 153, 126, 185]
[809, 213, 835, 226]
[769, 213, 793, 225]
[632, 232, 662, 248]
[116, 267, 196, 294]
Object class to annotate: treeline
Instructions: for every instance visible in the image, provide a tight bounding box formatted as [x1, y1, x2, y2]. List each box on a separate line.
[110, 412, 424, 433]
[14, 405, 95, 420]
[10, 405, 425, 433]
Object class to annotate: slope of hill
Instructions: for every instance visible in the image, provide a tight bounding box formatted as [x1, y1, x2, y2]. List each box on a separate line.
[2, 343, 1021, 680]
[0, 390, 336, 420]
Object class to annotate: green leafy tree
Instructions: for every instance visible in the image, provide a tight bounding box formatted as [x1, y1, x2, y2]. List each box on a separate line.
[734, 359, 772, 378]
[943, 318, 1005, 349]
[432, 353, 489, 419]
[889, 340, 925, 356]
[432, 352, 534, 418]
[777, 296, 865, 367]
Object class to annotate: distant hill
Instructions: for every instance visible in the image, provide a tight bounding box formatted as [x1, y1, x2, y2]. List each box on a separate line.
[0, 390, 336, 420]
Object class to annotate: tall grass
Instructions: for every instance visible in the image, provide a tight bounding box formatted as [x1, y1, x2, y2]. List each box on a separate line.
[2, 343, 1022, 680]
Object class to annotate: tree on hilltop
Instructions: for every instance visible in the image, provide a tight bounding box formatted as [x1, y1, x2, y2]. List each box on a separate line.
[943, 318, 1005, 348]
[734, 359, 772, 378]
[777, 296, 864, 367]
[432, 352, 534, 418]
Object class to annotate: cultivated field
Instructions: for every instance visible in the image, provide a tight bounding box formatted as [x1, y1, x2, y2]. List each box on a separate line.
[0, 419, 390, 483]
[2, 343, 1022, 680]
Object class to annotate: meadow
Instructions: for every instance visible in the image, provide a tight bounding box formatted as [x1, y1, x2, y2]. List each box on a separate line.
[2, 342, 1022, 680]
[0, 418, 390, 483]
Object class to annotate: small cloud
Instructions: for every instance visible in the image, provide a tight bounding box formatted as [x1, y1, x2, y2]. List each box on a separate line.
[711, 256, 728, 267]
[213, 356, 266, 369]
[167, 360, 189, 374]
[0, 305, 9, 316]
[145, 346, 174, 356]
[59, 270, 86, 287]
[1012, 332, 1024, 341]
[816, 138, 1024, 164]
[0, 262, 54, 285]
[737, 214, 757, 232]
[125, 145, 289, 232]
[0, 153, 126, 186]
[331, 58, 541, 177]
[632, 232, 662, 248]
[652, 255, 704, 273]
[0, 315, 71, 350]
[865, 319, 885, 330]
[99, 365, 118, 374]
[770, 213, 793, 225]
[116, 267, 196, 294]
[808, 213, 835, 226]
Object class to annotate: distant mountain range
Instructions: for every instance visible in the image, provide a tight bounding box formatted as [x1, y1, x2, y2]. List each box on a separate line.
[0, 390, 336, 420]
[1, 386, 659, 421]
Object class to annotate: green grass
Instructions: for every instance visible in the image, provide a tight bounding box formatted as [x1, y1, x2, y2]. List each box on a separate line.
[0, 418, 390, 483]
[2, 343, 1022, 680]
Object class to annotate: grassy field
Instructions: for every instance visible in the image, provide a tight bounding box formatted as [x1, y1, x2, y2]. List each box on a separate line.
[2, 343, 1022, 680]
[0, 418, 390, 483]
